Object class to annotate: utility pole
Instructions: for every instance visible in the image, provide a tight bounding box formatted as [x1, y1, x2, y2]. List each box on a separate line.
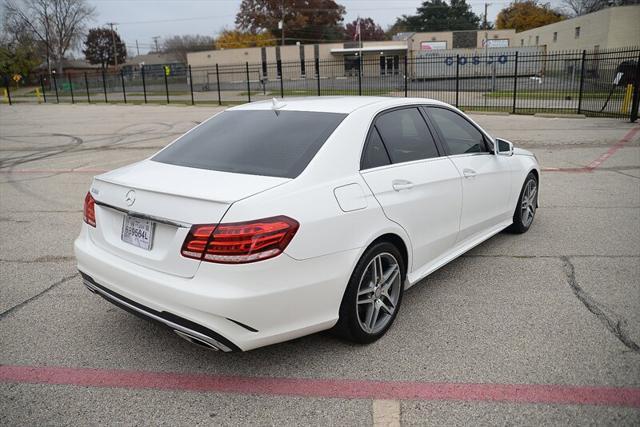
[152, 36, 160, 53]
[280, 0, 285, 46]
[135, 40, 140, 56]
[107, 22, 119, 70]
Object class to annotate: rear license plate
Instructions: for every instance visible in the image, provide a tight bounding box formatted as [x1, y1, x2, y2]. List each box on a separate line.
[121, 215, 155, 250]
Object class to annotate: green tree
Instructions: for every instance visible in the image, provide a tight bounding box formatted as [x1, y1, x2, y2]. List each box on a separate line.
[391, 0, 481, 33]
[83, 27, 126, 69]
[235, 0, 346, 44]
[0, 35, 41, 82]
[496, 1, 565, 32]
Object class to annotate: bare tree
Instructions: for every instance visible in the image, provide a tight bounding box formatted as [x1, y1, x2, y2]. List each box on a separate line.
[561, 0, 639, 16]
[2, 0, 95, 74]
[161, 35, 216, 64]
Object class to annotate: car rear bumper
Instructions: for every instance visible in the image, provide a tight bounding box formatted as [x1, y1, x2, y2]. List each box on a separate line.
[74, 225, 359, 351]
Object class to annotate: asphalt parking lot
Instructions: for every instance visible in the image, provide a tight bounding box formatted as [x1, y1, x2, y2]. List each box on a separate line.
[1, 103, 639, 425]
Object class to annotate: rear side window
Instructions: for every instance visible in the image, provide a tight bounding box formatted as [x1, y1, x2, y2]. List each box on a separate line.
[153, 110, 346, 178]
[427, 108, 488, 155]
[362, 128, 391, 169]
[374, 108, 439, 164]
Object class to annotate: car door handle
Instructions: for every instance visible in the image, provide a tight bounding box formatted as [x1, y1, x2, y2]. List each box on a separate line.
[392, 179, 414, 191]
[463, 168, 477, 179]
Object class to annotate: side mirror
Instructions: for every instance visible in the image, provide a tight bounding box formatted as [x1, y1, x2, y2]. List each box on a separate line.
[495, 138, 514, 156]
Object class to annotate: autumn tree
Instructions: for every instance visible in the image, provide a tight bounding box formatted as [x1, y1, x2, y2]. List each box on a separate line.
[391, 0, 481, 33]
[344, 17, 386, 41]
[496, 1, 565, 32]
[235, 0, 345, 44]
[161, 35, 216, 63]
[3, 0, 96, 74]
[216, 30, 277, 49]
[83, 27, 126, 70]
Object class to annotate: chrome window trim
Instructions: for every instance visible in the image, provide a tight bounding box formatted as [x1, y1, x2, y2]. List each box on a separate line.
[94, 200, 192, 228]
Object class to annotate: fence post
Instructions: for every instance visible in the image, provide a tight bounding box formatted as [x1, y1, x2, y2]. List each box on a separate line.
[512, 51, 518, 114]
[245, 61, 251, 102]
[40, 75, 47, 103]
[53, 73, 59, 103]
[404, 55, 408, 97]
[188, 65, 195, 105]
[84, 72, 90, 103]
[278, 60, 284, 98]
[629, 52, 640, 122]
[67, 73, 74, 104]
[357, 56, 362, 96]
[3, 78, 11, 105]
[455, 54, 459, 108]
[141, 65, 147, 104]
[101, 69, 107, 103]
[316, 58, 320, 96]
[164, 67, 170, 104]
[577, 50, 586, 114]
[215, 64, 222, 105]
[120, 69, 127, 104]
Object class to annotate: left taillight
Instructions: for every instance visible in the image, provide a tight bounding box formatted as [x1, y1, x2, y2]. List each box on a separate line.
[83, 192, 96, 227]
[181, 216, 299, 264]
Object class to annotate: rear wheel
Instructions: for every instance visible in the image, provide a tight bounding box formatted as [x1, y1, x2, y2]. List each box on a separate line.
[508, 172, 538, 234]
[333, 242, 405, 343]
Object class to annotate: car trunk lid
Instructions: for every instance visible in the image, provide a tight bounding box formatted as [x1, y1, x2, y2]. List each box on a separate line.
[88, 160, 290, 278]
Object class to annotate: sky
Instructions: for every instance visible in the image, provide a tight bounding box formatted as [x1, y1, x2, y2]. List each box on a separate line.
[87, 0, 563, 55]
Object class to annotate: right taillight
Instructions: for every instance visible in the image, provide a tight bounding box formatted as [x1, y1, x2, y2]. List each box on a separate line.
[181, 216, 299, 264]
[83, 192, 96, 227]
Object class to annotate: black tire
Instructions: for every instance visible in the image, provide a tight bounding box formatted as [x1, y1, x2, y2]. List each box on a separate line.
[508, 172, 538, 234]
[332, 241, 406, 344]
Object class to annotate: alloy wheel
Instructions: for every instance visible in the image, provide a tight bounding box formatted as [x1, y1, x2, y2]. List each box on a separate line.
[356, 252, 402, 334]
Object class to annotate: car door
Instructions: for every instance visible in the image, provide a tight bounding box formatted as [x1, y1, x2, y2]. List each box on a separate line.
[360, 107, 462, 273]
[424, 106, 512, 244]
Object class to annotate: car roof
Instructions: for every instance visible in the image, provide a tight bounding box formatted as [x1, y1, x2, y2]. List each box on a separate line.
[227, 96, 450, 114]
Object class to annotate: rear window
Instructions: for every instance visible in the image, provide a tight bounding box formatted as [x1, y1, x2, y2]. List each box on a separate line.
[152, 110, 346, 178]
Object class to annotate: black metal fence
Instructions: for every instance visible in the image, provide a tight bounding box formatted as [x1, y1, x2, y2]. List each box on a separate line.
[3, 46, 639, 122]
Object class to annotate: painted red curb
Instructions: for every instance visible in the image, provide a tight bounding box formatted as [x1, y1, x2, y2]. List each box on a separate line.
[1, 365, 639, 407]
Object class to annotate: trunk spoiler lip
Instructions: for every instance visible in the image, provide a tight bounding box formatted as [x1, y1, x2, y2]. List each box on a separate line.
[94, 199, 193, 228]
[93, 168, 292, 205]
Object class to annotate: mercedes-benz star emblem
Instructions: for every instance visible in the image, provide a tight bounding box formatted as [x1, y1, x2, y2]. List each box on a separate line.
[125, 190, 136, 206]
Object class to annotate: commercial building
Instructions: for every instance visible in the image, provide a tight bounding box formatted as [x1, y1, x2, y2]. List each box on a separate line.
[515, 5, 640, 51]
[186, 5, 639, 83]
[187, 30, 517, 80]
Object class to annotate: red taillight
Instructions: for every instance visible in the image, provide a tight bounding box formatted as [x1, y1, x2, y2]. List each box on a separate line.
[181, 216, 299, 264]
[83, 192, 96, 227]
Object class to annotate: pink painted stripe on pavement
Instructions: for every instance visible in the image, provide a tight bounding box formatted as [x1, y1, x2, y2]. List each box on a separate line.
[1, 365, 639, 408]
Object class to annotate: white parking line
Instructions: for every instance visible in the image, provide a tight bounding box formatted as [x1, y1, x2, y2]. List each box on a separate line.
[372, 399, 401, 427]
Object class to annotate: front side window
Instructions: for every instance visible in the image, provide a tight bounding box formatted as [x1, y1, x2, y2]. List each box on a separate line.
[427, 108, 488, 155]
[153, 110, 346, 178]
[373, 108, 439, 164]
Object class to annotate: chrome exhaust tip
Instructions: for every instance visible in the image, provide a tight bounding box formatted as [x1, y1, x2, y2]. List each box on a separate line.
[173, 329, 220, 351]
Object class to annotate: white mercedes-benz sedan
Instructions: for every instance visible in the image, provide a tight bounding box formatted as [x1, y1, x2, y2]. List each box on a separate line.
[75, 97, 539, 352]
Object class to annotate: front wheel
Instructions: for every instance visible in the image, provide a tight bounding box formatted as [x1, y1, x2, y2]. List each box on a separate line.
[508, 172, 538, 234]
[333, 242, 405, 343]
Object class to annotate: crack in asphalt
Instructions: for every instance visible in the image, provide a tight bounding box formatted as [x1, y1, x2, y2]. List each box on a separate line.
[561, 256, 640, 355]
[0, 273, 79, 320]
